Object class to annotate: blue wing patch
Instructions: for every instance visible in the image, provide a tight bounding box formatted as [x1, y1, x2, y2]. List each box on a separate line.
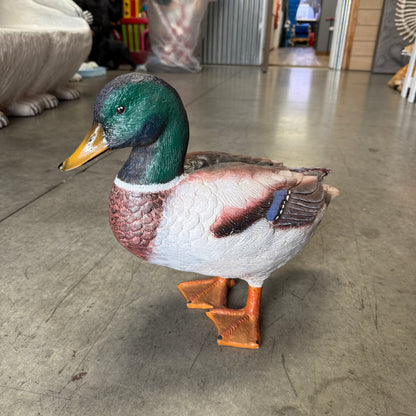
[266, 189, 290, 222]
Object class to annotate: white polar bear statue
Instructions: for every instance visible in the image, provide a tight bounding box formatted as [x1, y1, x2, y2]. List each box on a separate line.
[0, 0, 92, 128]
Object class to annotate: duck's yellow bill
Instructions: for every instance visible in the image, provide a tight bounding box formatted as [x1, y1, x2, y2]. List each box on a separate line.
[59, 123, 109, 171]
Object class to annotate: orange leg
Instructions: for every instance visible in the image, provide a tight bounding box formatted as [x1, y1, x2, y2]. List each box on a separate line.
[206, 285, 262, 350]
[177, 276, 236, 309]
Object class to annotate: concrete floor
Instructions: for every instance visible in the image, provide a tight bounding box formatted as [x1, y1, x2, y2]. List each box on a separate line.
[1, 65, 415, 416]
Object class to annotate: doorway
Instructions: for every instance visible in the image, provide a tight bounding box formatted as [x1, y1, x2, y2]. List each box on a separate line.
[268, 0, 336, 68]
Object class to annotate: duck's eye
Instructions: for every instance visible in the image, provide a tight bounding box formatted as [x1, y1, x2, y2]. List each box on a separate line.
[116, 105, 125, 115]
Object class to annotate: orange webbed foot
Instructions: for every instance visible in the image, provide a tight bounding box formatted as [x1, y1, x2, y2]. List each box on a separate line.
[177, 276, 236, 309]
[206, 286, 262, 350]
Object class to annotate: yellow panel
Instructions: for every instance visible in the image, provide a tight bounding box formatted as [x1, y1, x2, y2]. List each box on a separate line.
[123, 0, 131, 18]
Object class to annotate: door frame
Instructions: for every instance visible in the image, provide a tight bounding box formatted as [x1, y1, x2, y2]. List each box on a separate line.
[262, 0, 354, 71]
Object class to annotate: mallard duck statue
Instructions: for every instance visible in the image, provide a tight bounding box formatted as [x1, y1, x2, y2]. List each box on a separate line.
[60, 73, 338, 349]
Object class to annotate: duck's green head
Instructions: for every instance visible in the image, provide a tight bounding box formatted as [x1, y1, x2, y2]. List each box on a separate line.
[60, 73, 189, 185]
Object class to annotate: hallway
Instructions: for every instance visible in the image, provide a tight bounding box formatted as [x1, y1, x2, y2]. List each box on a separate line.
[0, 65, 415, 415]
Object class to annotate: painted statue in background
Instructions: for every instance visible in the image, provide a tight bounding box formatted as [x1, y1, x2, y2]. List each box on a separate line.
[0, 0, 92, 128]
